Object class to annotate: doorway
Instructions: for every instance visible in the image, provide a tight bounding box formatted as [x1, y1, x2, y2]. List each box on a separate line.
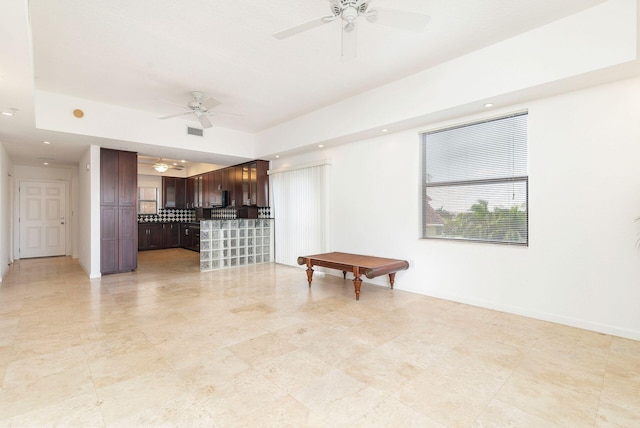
[18, 180, 67, 258]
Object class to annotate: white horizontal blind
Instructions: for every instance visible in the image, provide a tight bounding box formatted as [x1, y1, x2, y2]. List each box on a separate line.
[270, 163, 330, 266]
[422, 113, 528, 244]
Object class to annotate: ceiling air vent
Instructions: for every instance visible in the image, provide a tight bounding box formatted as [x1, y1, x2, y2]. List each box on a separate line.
[187, 127, 203, 137]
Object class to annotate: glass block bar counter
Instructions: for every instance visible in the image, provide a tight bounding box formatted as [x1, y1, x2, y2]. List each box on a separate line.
[199, 219, 274, 272]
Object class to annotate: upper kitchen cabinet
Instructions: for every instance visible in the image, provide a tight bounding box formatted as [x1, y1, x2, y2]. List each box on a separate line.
[162, 176, 186, 209]
[187, 175, 204, 208]
[157, 160, 269, 209]
[219, 160, 269, 207]
[202, 173, 210, 207]
[233, 165, 244, 207]
[254, 160, 269, 206]
[240, 160, 270, 206]
[211, 170, 222, 206]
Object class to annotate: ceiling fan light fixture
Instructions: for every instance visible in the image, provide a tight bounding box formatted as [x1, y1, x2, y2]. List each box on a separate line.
[153, 162, 169, 173]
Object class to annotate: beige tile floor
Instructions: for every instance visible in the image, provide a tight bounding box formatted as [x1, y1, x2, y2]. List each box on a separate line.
[0, 249, 638, 427]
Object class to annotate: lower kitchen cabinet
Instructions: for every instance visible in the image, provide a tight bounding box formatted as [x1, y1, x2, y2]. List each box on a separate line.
[180, 223, 200, 252]
[163, 223, 181, 248]
[139, 222, 182, 250]
[138, 223, 163, 250]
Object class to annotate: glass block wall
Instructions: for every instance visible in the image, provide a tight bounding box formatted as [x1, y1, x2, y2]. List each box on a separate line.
[199, 219, 274, 272]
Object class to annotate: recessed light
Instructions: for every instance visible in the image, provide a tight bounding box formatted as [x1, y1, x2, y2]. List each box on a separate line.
[1, 111, 14, 116]
[382, 129, 388, 133]
[43, 162, 49, 166]
[484, 103, 494, 108]
[181, 160, 186, 163]
[42, 141, 51, 145]
[318, 144, 324, 148]
[275, 155, 280, 159]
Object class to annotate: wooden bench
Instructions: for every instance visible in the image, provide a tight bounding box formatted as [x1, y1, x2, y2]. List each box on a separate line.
[297, 252, 410, 300]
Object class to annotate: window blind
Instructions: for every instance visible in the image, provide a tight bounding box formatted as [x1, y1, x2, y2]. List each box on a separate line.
[422, 113, 528, 244]
[270, 163, 331, 266]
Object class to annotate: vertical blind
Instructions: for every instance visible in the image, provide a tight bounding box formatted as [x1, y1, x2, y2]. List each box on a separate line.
[422, 112, 528, 244]
[270, 162, 331, 266]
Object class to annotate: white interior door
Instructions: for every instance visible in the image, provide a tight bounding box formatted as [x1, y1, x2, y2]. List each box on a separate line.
[19, 181, 67, 258]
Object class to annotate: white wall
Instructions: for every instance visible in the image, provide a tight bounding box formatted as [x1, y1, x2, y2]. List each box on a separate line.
[0, 142, 12, 282]
[271, 77, 640, 341]
[78, 145, 101, 278]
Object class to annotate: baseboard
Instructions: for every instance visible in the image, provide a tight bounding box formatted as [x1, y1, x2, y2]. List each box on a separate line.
[421, 289, 640, 341]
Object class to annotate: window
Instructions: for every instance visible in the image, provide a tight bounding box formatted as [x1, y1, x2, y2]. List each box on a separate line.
[421, 112, 528, 245]
[138, 187, 158, 214]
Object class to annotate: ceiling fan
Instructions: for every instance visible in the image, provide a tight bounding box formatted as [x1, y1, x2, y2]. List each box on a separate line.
[138, 156, 185, 173]
[158, 91, 223, 129]
[272, 0, 430, 59]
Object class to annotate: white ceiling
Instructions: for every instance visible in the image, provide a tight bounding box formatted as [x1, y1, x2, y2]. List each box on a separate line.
[0, 0, 606, 167]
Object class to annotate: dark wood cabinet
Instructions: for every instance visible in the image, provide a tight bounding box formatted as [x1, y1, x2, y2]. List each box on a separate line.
[221, 167, 231, 194]
[180, 223, 192, 250]
[231, 166, 244, 207]
[138, 223, 163, 250]
[100, 148, 138, 274]
[100, 149, 118, 206]
[186, 176, 204, 208]
[119, 206, 138, 271]
[163, 223, 181, 248]
[255, 160, 269, 206]
[138, 222, 180, 250]
[180, 223, 200, 252]
[162, 160, 268, 210]
[162, 177, 186, 209]
[100, 206, 118, 273]
[202, 173, 210, 207]
[119, 153, 137, 206]
[186, 177, 195, 208]
[241, 164, 250, 206]
[240, 161, 269, 206]
[211, 170, 222, 206]
[203, 171, 218, 207]
[227, 161, 269, 207]
[197, 175, 204, 207]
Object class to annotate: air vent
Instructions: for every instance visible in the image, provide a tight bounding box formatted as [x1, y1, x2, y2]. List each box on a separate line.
[187, 127, 203, 137]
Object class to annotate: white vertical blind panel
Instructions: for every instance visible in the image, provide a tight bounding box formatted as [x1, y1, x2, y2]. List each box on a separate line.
[270, 164, 330, 266]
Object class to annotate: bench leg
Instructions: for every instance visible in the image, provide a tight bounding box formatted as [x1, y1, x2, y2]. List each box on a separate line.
[342, 270, 347, 279]
[389, 272, 396, 289]
[353, 276, 362, 301]
[306, 267, 314, 287]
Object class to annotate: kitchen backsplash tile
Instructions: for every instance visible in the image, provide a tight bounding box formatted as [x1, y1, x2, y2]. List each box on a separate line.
[138, 208, 195, 223]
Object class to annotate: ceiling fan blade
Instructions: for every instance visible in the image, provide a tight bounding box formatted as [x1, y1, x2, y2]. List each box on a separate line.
[341, 23, 357, 61]
[273, 16, 332, 39]
[370, 8, 430, 32]
[198, 114, 213, 128]
[202, 97, 222, 111]
[158, 111, 193, 120]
